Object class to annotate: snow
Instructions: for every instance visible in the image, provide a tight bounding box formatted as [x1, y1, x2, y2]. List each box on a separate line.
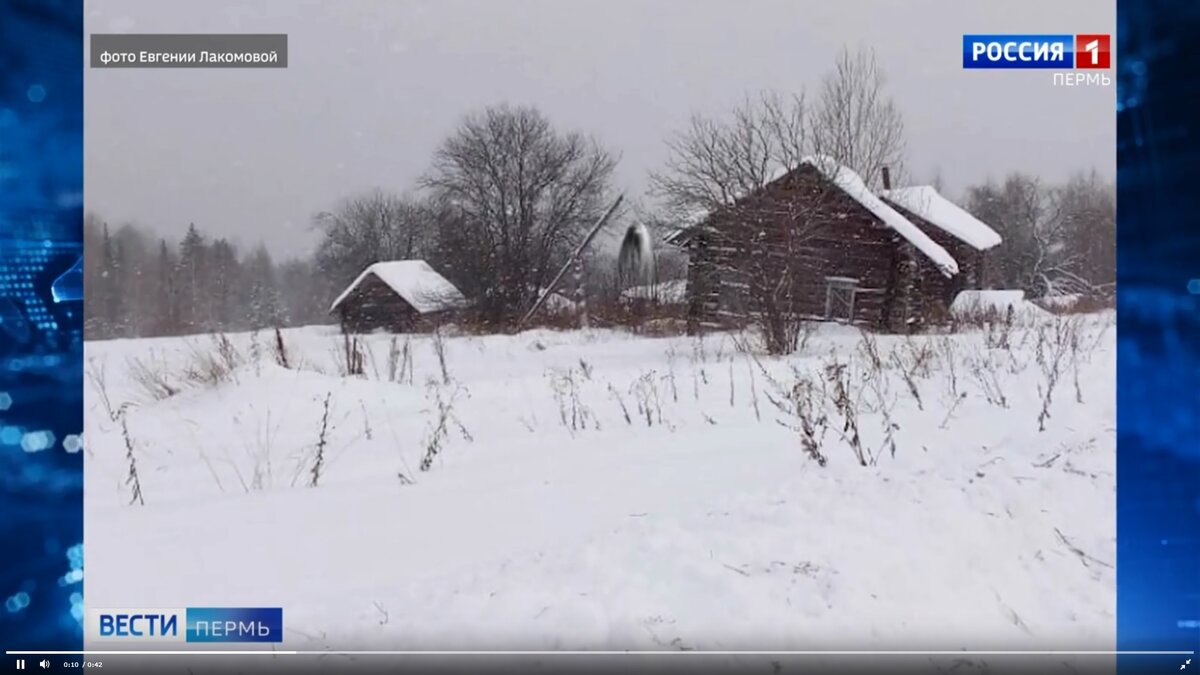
[621, 279, 688, 303]
[83, 312, 1115, 657]
[882, 186, 1003, 251]
[1038, 293, 1082, 308]
[329, 260, 467, 314]
[951, 289, 1051, 318]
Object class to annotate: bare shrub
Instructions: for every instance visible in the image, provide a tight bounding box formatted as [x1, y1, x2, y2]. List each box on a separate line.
[1035, 317, 1082, 431]
[952, 304, 1018, 351]
[184, 333, 243, 387]
[125, 352, 181, 401]
[116, 403, 144, 506]
[824, 360, 867, 466]
[86, 358, 116, 420]
[856, 333, 885, 374]
[889, 348, 925, 411]
[608, 383, 633, 426]
[631, 370, 666, 427]
[337, 333, 366, 377]
[386, 336, 414, 384]
[760, 364, 829, 467]
[936, 338, 960, 399]
[419, 382, 472, 471]
[965, 343, 1009, 409]
[309, 393, 333, 487]
[431, 327, 452, 384]
[939, 392, 969, 430]
[856, 344, 901, 463]
[548, 367, 599, 433]
[663, 343, 680, 403]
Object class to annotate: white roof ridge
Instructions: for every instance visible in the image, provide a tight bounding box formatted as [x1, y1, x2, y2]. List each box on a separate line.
[880, 185, 1003, 251]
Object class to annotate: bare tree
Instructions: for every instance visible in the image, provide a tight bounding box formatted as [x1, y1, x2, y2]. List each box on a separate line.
[650, 91, 809, 224]
[811, 46, 907, 189]
[421, 104, 617, 325]
[313, 190, 434, 291]
[966, 173, 1104, 298]
[1055, 170, 1116, 291]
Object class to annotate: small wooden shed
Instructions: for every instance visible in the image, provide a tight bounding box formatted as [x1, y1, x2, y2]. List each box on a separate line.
[329, 260, 468, 333]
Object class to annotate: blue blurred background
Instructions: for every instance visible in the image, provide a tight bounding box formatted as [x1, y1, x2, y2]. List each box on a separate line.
[0, 0, 85, 652]
[1115, 0, 1200, 670]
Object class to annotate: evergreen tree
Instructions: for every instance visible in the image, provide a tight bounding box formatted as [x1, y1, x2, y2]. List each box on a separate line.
[113, 225, 152, 336]
[156, 239, 180, 335]
[244, 245, 285, 328]
[177, 223, 208, 332]
[208, 239, 242, 329]
[99, 224, 125, 337]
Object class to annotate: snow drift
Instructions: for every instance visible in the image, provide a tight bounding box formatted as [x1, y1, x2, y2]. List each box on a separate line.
[82, 313, 1116, 656]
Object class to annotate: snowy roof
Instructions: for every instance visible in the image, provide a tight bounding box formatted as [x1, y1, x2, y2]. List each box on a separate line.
[881, 186, 1002, 251]
[950, 290, 1051, 318]
[950, 289, 1025, 313]
[666, 156, 959, 277]
[329, 260, 468, 314]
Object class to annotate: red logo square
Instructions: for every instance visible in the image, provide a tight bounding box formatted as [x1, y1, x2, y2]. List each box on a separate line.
[1075, 34, 1111, 69]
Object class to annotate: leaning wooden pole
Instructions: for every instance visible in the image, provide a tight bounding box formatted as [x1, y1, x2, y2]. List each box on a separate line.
[517, 194, 624, 329]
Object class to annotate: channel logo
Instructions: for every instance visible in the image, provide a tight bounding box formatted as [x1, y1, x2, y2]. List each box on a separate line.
[186, 607, 283, 643]
[87, 607, 283, 643]
[963, 34, 1111, 69]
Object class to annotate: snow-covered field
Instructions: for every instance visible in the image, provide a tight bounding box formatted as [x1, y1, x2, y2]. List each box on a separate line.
[82, 314, 1116, 655]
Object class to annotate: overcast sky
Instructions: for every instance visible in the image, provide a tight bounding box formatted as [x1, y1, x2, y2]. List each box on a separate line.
[84, 0, 1115, 260]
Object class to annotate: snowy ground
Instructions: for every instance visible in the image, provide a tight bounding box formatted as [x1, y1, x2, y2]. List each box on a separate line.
[82, 313, 1116, 657]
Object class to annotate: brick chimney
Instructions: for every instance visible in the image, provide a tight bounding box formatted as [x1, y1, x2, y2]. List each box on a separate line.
[881, 166, 892, 190]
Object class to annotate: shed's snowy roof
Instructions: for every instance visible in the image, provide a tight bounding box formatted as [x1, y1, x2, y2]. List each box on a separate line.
[329, 260, 468, 314]
[668, 156, 959, 277]
[881, 186, 1002, 251]
[949, 289, 1051, 318]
